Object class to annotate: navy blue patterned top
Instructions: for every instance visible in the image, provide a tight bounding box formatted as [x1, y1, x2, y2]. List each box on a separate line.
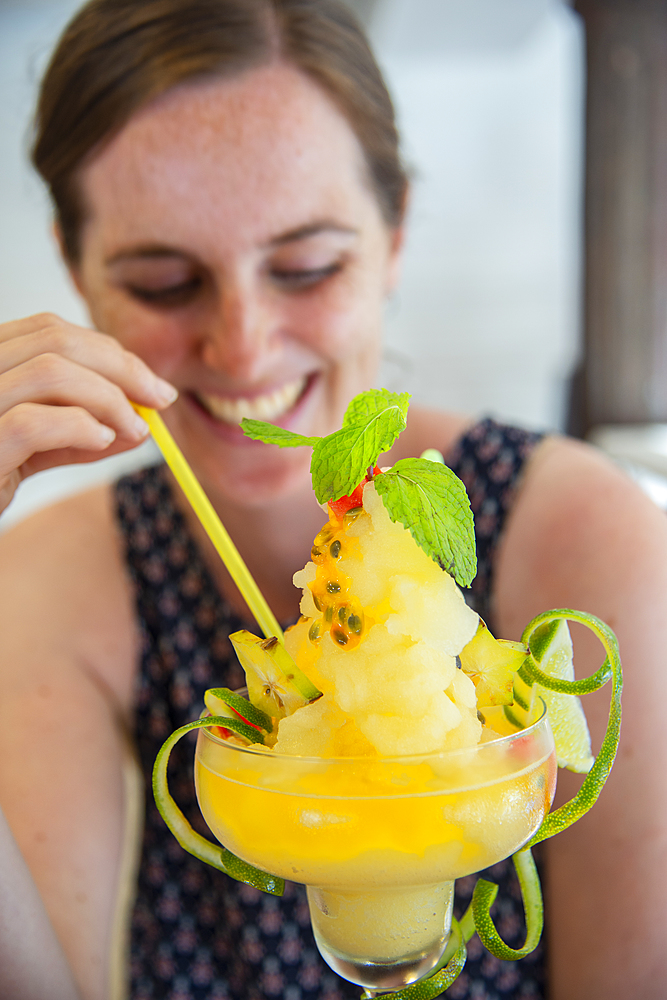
[115, 417, 545, 1000]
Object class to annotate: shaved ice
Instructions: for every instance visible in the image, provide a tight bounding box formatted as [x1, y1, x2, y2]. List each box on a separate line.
[278, 482, 480, 756]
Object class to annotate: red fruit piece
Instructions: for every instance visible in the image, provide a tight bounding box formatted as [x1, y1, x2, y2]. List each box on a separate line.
[328, 466, 381, 518]
[213, 706, 262, 740]
[230, 705, 261, 731]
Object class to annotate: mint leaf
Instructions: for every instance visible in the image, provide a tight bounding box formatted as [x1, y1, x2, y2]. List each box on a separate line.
[240, 393, 477, 585]
[373, 458, 477, 586]
[310, 390, 411, 503]
[240, 419, 319, 448]
[342, 388, 410, 429]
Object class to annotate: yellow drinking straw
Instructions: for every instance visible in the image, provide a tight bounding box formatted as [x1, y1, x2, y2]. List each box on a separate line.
[133, 404, 284, 642]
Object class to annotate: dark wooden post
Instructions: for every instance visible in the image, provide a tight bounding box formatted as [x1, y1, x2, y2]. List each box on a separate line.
[574, 0, 667, 431]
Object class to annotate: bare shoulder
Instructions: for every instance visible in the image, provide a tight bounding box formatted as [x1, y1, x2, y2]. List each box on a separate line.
[0, 483, 139, 710]
[495, 434, 667, 638]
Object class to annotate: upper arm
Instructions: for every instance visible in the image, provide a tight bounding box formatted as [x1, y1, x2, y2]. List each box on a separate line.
[494, 437, 667, 998]
[0, 488, 139, 1000]
[494, 435, 667, 637]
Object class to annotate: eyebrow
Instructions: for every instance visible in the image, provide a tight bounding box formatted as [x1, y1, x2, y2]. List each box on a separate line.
[105, 222, 358, 265]
[106, 245, 186, 265]
[266, 222, 358, 247]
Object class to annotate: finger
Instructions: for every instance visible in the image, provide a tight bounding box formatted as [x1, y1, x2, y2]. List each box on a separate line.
[0, 314, 177, 409]
[0, 354, 154, 443]
[0, 402, 118, 489]
[0, 468, 21, 517]
[0, 313, 61, 343]
[20, 436, 145, 478]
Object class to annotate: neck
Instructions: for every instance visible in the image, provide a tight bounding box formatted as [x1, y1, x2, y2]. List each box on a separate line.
[171, 473, 328, 627]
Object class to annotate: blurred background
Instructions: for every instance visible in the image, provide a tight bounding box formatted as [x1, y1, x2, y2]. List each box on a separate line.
[4, 0, 664, 528]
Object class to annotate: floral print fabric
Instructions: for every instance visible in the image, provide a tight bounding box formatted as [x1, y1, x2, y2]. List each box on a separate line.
[115, 417, 545, 1000]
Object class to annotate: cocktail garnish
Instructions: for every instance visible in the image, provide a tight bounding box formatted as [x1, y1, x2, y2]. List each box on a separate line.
[204, 687, 274, 742]
[373, 457, 476, 586]
[241, 388, 409, 502]
[241, 388, 477, 587]
[458, 608, 622, 975]
[229, 630, 322, 718]
[469, 848, 543, 961]
[152, 717, 284, 895]
[458, 620, 525, 707]
[507, 618, 594, 771]
[522, 608, 622, 846]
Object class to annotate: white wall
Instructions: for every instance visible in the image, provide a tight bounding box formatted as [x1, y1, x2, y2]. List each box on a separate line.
[370, 0, 584, 430]
[0, 0, 88, 326]
[0, 0, 584, 530]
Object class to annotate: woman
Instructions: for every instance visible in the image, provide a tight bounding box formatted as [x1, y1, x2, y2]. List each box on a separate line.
[1, 2, 666, 999]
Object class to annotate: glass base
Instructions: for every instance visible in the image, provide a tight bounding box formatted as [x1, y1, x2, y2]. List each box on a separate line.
[313, 940, 451, 991]
[307, 883, 454, 990]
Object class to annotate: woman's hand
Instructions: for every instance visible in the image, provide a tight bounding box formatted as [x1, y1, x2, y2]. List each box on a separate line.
[0, 313, 177, 515]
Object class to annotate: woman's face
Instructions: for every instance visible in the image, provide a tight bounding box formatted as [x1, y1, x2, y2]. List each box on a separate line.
[71, 62, 402, 506]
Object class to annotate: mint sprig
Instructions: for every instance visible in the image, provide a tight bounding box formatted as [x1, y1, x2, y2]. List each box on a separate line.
[241, 389, 410, 503]
[311, 390, 410, 503]
[373, 458, 477, 586]
[240, 389, 477, 585]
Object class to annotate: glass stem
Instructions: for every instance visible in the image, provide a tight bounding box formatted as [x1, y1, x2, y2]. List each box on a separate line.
[377, 919, 467, 1000]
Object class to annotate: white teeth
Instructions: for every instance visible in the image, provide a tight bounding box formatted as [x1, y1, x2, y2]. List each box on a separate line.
[197, 377, 307, 425]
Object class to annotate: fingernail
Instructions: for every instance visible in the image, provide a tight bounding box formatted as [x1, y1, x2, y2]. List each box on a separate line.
[154, 378, 179, 405]
[100, 425, 116, 444]
[133, 414, 150, 438]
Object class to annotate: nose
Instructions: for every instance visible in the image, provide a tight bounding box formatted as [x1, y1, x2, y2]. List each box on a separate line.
[200, 276, 278, 381]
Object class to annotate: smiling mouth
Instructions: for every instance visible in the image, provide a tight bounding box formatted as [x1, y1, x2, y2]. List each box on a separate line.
[195, 376, 308, 425]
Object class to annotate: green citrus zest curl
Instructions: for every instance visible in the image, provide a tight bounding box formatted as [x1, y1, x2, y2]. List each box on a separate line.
[152, 717, 284, 895]
[470, 848, 543, 960]
[523, 656, 612, 695]
[445, 607, 622, 970]
[362, 918, 467, 1000]
[521, 608, 622, 847]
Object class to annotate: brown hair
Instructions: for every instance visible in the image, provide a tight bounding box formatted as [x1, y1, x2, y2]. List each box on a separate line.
[31, 0, 408, 262]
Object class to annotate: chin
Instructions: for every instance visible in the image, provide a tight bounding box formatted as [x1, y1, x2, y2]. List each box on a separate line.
[201, 446, 314, 510]
[160, 395, 314, 504]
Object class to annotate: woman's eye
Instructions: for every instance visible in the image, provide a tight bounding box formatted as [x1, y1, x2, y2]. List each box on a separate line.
[270, 263, 342, 290]
[127, 277, 202, 306]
